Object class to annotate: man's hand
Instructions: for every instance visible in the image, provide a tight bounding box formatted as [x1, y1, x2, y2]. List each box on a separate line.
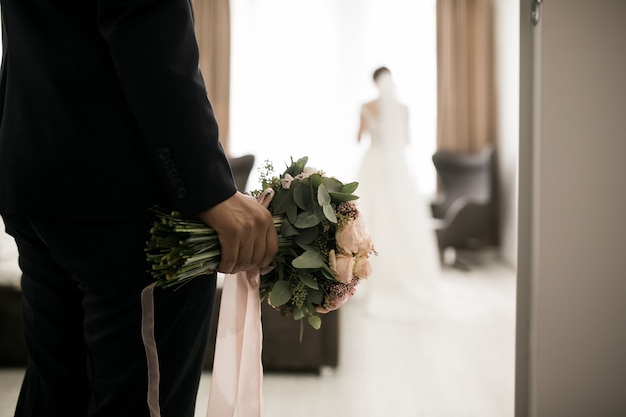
[198, 192, 278, 274]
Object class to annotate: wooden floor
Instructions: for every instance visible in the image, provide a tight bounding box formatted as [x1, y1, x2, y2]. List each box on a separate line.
[0, 259, 516, 417]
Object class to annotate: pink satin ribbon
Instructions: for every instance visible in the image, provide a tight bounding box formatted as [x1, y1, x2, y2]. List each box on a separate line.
[206, 269, 263, 417]
[140, 282, 161, 417]
[141, 189, 273, 417]
[140, 270, 264, 417]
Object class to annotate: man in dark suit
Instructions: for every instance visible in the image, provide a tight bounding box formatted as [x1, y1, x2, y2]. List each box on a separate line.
[0, 1, 278, 416]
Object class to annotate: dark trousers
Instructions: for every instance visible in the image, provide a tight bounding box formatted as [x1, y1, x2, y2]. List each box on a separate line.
[2, 215, 216, 417]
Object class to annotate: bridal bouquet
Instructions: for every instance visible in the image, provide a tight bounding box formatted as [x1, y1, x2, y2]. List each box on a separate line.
[145, 157, 374, 329]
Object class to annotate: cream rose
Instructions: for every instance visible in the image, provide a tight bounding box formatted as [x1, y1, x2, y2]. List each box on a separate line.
[336, 221, 359, 255]
[328, 249, 355, 284]
[336, 219, 372, 257]
[356, 234, 373, 257]
[353, 256, 372, 279]
[299, 166, 320, 179]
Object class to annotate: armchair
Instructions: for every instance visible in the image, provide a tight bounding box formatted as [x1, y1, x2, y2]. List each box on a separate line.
[228, 154, 255, 192]
[431, 145, 498, 268]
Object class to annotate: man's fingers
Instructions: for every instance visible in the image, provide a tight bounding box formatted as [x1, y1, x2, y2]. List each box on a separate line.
[261, 226, 278, 268]
[217, 237, 239, 274]
[200, 191, 279, 274]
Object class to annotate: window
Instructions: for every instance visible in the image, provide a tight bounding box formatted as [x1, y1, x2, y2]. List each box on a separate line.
[229, 0, 437, 197]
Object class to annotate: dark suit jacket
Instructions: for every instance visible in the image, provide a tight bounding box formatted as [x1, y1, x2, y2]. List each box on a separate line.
[0, 0, 236, 221]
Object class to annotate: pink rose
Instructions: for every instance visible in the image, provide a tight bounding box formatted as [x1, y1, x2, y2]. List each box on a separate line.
[315, 285, 357, 313]
[328, 249, 355, 284]
[281, 173, 294, 189]
[336, 221, 360, 255]
[353, 256, 372, 279]
[356, 235, 373, 257]
[337, 219, 372, 257]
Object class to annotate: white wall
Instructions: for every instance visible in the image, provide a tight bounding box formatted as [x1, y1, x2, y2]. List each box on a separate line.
[517, 1, 626, 415]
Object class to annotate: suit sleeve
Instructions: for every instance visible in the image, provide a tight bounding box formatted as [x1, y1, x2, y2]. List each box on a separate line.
[97, 0, 236, 216]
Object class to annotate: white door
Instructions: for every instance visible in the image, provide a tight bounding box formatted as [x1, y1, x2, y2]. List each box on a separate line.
[517, 1, 626, 416]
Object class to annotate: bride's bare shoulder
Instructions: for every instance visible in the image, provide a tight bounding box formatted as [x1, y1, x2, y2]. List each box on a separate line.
[361, 100, 379, 116]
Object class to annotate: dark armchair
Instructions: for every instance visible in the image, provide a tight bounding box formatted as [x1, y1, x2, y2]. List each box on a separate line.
[431, 145, 498, 268]
[227, 154, 255, 192]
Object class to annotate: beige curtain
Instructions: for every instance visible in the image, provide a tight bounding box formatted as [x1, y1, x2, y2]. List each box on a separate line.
[436, 0, 496, 153]
[191, 0, 232, 154]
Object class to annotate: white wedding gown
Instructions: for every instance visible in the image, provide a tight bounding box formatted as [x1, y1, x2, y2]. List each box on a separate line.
[355, 95, 447, 321]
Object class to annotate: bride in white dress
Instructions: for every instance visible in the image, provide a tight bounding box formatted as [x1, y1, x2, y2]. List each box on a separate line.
[355, 67, 445, 320]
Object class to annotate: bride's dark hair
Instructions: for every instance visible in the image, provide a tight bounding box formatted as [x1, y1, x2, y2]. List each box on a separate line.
[372, 66, 391, 82]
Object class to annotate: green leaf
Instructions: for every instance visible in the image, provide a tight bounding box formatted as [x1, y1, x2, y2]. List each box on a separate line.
[323, 177, 343, 192]
[314, 204, 328, 223]
[329, 192, 360, 202]
[306, 289, 324, 305]
[298, 273, 319, 289]
[323, 203, 337, 223]
[272, 189, 294, 215]
[286, 200, 298, 224]
[285, 156, 308, 177]
[294, 210, 320, 228]
[292, 181, 313, 210]
[308, 316, 322, 330]
[280, 220, 299, 237]
[292, 250, 324, 269]
[321, 264, 337, 280]
[294, 225, 318, 245]
[317, 183, 331, 206]
[341, 181, 359, 194]
[269, 280, 292, 307]
[309, 173, 323, 187]
[293, 307, 305, 321]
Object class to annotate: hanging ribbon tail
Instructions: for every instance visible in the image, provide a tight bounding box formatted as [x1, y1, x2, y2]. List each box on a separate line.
[206, 187, 273, 417]
[206, 269, 263, 417]
[141, 282, 161, 417]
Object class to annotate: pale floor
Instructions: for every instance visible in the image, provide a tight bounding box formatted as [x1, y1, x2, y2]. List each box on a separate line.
[0, 258, 516, 417]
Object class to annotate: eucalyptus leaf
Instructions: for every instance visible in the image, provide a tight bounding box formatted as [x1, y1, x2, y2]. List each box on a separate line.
[306, 289, 324, 305]
[293, 307, 305, 321]
[292, 250, 324, 269]
[309, 173, 323, 187]
[329, 192, 360, 202]
[292, 181, 313, 210]
[314, 205, 327, 223]
[280, 220, 299, 237]
[294, 225, 318, 245]
[323, 177, 343, 192]
[308, 316, 322, 330]
[323, 203, 337, 223]
[317, 183, 331, 206]
[269, 280, 292, 307]
[294, 210, 320, 228]
[271, 188, 292, 214]
[286, 201, 298, 224]
[341, 181, 359, 194]
[298, 273, 319, 289]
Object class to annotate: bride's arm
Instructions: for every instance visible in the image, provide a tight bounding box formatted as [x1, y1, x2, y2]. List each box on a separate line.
[357, 105, 367, 143]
